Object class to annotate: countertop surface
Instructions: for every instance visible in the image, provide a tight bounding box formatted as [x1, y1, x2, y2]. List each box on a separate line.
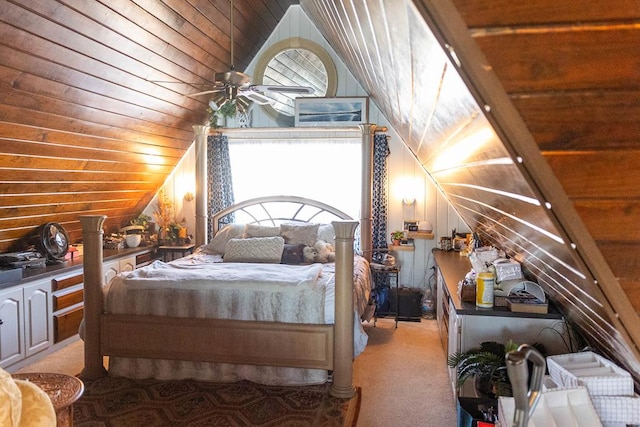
[433, 249, 563, 319]
[0, 245, 155, 290]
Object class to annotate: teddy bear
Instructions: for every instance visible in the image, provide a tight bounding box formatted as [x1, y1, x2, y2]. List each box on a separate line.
[302, 245, 317, 263]
[302, 240, 336, 263]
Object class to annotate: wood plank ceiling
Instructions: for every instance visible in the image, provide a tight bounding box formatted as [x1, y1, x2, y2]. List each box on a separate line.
[0, 0, 297, 249]
[300, 0, 640, 386]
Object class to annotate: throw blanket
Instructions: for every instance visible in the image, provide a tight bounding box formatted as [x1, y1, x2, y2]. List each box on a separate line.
[113, 260, 323, 289]
[105, 260, 328, 324]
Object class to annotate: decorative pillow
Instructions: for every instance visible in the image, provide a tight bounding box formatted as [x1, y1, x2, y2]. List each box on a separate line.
[223, 236, 285, 263]
[280, 243, 306, 265]
[243, 224, 281, 238]
[280, 223, 319, 246]
[203, 223, 245, 254]
[317, 223, 336, 245]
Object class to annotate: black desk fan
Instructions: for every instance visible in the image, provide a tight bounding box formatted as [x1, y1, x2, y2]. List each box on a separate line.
[35, 222, 69, 264]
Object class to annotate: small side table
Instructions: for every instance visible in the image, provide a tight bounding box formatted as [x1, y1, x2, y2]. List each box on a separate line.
[371, 263, 400, 328]
[157, 243, 196, 262]
[12, 372, 84, 427]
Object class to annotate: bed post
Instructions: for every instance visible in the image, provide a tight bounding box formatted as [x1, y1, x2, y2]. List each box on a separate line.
[78, 215, 108, 380]
[193, 125, 210, 247]
[330, 220, 359, 398]
[359, 123, 375, 262]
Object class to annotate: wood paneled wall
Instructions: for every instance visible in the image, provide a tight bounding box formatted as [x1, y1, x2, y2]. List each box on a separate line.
[0, 0, 296, 251]
[301, 0, 640, 387]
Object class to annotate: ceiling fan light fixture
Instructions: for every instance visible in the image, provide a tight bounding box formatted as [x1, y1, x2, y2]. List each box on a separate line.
[236, 97, 251, 113]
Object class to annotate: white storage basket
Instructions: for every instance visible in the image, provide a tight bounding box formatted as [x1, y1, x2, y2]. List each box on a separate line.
[547, 352, 634, 397]
[591, 394, 640, 425]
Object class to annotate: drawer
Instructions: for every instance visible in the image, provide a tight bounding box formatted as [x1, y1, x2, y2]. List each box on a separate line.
[53, 306, 84, 343]
[136, 250, 156, 267]
[52, 274, 83, 291]
[53, 288, 84, 311]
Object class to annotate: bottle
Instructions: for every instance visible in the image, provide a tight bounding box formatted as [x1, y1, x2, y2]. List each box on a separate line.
[476, 271, 495, 308]
[421, 289, 435, 319]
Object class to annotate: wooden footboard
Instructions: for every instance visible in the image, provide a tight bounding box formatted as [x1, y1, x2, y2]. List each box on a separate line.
[100, 314, 334, 369]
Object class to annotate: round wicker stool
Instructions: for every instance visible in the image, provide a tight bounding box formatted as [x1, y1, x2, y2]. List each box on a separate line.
[12, 372, 84, 427]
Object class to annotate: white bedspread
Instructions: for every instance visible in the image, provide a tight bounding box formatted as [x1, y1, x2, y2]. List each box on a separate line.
[106, 260, 327, 324]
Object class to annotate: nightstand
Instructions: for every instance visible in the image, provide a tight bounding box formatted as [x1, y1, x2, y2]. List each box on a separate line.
[157, 243, 196, 262]
[370, 263, 400, 328]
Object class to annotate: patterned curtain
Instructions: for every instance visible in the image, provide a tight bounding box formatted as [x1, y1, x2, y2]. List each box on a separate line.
[207, 133, 234, 239]
[371, 132, 391, 312]
[372, 133, 390, 250]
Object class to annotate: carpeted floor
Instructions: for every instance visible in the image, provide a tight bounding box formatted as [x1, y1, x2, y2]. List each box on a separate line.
[73, 376, 360, 427]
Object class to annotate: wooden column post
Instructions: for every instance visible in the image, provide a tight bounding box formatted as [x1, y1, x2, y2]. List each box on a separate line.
[78, 215, 108, 380]
[193, 125, 210, 247]
[359, 123, 375, 261]
[330, 220, 359, 398]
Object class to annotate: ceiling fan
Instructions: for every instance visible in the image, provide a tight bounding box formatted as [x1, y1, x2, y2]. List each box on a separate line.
[188, 0, 314, 113]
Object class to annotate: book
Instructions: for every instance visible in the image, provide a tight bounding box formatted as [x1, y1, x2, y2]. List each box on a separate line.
[506, 293, 548, 314]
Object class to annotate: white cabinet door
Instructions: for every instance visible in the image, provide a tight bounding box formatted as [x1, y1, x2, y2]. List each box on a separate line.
[104, 256, 136, 285]
[447, 303, 461, 396]
[436, 268, 446, 350]
[0, 287, 24, 368]
[103, 260, 120, 285]
[23, 280, 51, 357]
[119, 256, 136, 273]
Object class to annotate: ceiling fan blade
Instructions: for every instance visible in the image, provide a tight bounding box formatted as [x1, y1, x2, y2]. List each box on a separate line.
[187, 88, 225, 97]
[239, 91, 272, 105]
[249, 85, 314, 94]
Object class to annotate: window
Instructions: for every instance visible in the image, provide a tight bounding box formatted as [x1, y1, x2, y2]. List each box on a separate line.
[227, 130, 362, 220]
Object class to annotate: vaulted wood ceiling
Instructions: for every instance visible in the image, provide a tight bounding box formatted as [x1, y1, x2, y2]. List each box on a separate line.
[1, 0, 639, 384]
[0, 0, 297, 248]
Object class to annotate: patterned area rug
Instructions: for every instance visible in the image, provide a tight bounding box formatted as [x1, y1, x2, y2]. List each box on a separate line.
[73, 376, 360, 427]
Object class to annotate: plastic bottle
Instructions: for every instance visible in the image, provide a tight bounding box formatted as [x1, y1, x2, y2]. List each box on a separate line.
[476, 271, 495, 308]
[421, 289, 435, 319]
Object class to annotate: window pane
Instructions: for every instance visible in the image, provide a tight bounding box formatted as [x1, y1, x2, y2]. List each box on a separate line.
[229, 140, 361, 219]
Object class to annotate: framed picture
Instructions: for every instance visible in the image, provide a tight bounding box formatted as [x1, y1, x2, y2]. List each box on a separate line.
[294, 97, 369, 127]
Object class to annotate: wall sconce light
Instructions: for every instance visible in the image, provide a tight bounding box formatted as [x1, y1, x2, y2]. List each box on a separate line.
[403, 195, 416, 205]
[184, 192, 194, 202]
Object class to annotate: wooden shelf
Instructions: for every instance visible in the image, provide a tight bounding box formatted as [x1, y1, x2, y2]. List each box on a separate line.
[407, 231, 434, 239]
[389, 245, 414, 251]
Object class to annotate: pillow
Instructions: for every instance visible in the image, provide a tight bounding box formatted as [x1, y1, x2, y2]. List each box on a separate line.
[243, 224, 281, 238]
[281, 243, 306, 265]
[317, 223, 336, 245]
[280, 223, 319, 246]
[223, 236, 285, 263]
[204, 223, 245, 254]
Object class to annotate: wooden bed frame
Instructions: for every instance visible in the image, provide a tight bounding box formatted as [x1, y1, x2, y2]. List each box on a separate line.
[79, 125, 378, 398]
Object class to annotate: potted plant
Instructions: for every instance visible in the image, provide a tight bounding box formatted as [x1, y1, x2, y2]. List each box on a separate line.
[130, 213, 152, 231]
[208, 100, 237, 128]
[447, 340, 547, 398]
[153, 189, 174, 244]
[390, 230, 404, 246]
